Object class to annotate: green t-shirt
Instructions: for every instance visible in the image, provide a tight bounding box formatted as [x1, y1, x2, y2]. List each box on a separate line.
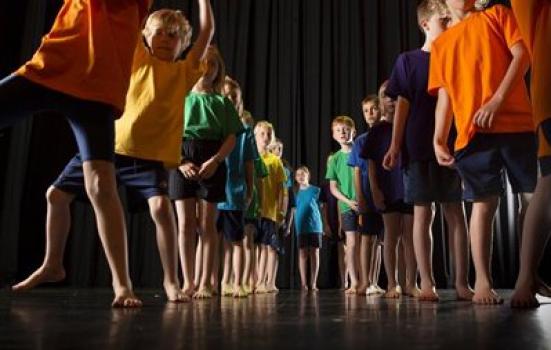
[325, 149, 355, 213]
[245, 157, 269, 219]
[183, 92, 243, 140]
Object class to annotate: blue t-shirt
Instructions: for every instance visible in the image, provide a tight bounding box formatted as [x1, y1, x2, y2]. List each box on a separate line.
[386, 49, 455, 163]
[347, 132, 376, 211]
[360, 121, 405, 204]
[218, 126, 259, 211]
[293, 185, 324, 235]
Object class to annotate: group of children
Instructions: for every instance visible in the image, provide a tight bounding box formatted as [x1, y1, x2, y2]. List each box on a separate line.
[1, 0, 550, 309]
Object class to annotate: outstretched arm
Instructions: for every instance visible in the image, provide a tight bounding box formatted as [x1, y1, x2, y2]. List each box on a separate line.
[186, 0, 215, 67]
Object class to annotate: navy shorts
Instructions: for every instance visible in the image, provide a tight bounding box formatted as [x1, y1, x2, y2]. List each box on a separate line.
[169, 139, 227, 203]
[298, 234, 322, 249]
[0, 75, 115, 161]
[404, 160, 462, 204]
[217, 210, 245, 242]
[341, 210, 383, 235]
[255, 218, 277, 246]
[53, 154, 168, 200]
[454, 133, 538, 201]
[539, 119, 551, 177]
[383, 200, 414, 215]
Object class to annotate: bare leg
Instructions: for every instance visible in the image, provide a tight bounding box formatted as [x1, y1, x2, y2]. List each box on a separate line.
[337, 241, 347, 289]
[148, 196, 187, 302]
[442, 202, 473, 300]
[412, 204, 438, 301]
[344, 231, 360, 294]
[194, 235, 203, 289]
[175, 198, 198, 297]
[266, 248, 278, 293]
[298, 248, 308, 290]
[512, 176, 551, 307]
[221, 238, 233, 296]
[358, 235, 374, 294]
[382, 213, 402, 299]
[194, 200, 217, 299]
[470, 197, 503, 305]
[309, 247, 320, 291]
[401, 214, 420, 297]
[232, 240, 247, 298]
[256, 245, 268, 293]
[210, 230, 221, 295]
[13, 187, 74, 291]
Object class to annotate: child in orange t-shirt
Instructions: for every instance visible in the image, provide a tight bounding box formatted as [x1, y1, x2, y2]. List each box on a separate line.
[1, 0, 151, 307]
[430, 1, 537, 305]
[510, 0, 551, 308]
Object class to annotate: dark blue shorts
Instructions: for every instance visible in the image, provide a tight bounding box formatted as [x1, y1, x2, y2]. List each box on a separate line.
[297, 234, 322, 249]
[53, 154, 168, 200]
[454, 133, 538, 201]
[169, 139, 227, 203]
[0, 75, 115, 161]
[341, 210, 383, 236]
[217, 210, 245, 242]
[255, 218, 277, 246]
[539, 119, 551, 177]
[403, 160, 462, 204]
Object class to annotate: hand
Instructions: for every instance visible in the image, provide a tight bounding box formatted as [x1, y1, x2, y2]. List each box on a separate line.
[323, 227, 332, 238]
[372, 189, 385, 211]
[434, 143, 455, 168]
[357, 197, 367, 214]
[383, 147, 400, 171]
[198, 157, 220, 180]
[473, 97, 502, 129]
[179, 161, 200, 180]
[347, 199, 359, 213]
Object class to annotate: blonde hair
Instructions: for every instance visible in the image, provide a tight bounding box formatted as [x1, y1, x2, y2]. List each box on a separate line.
[331, 115, 355, 130]
[143, 9, 193, 52]
[417, 0, 447, 27]
[202, 46, 226, 94]
[362, 94, 379, 106]
[254, 121, 275, 139]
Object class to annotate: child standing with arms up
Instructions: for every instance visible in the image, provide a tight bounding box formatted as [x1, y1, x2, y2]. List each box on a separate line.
[170, 46, 243, 299]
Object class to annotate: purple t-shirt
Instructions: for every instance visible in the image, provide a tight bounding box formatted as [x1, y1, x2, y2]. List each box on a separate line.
[360, 121, 405, 204]
[347, 132, 376, 211]
[386, 49, 455, 164]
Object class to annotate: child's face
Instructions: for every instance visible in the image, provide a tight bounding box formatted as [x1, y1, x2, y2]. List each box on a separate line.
[295, 169, 309, 186]
[332, 123, 353, 145]
[145, 22, 183, 61]
[445, 0, 476, 12]
[222, 84, 242, 111]
[255, 127, 273, 150]
[270, 143, 283, 158]
[362, 101, 381, 127]
[201, 51, 220, 85]
[422, 13, 449, 39]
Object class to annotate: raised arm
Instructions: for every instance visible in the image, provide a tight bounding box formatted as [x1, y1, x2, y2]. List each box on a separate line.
[186, 0, 215, 67]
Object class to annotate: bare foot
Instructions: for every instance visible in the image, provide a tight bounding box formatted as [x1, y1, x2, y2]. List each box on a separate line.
[165, 283, 190, 303]
[418, 286, 439, 302]
[255, 285, 268, 294]
[193, 286, 214, 299]
[311, 286, 319, 292]
[221, 284, 233, 297]
[345, 286, 358, 295]
[472, 286, 503, 305]
[12, 265, 66, 292]
[456, 286, 475, 301]
[403, 285, 421, 298]
[301, 285, 309, 292]
[267, 286, 279, 294]
[243, 284, 253, 295]
[112, 287, 142, 308]
[511, 285, 539, 308]
[536, 278, 551, 298]
[233, 286, 248, 298]
[357, 284, 368, 295]
[383, 286, 402, 299]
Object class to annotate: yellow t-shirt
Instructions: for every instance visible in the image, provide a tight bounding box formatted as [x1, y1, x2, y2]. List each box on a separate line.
[17, 0, 151, 114]
[259, 153, 287, 222]
[114, 40, 202, 168]
[511, 0, 551, 157]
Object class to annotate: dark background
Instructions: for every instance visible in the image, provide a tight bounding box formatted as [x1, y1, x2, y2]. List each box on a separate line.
[1, 0, 548, 291]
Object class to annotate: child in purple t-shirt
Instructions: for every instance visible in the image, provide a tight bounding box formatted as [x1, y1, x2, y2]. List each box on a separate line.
[382, 0, 472, 302]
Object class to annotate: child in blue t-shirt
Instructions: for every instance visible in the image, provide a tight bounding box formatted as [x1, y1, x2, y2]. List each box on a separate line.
[288, 166, 329, 291]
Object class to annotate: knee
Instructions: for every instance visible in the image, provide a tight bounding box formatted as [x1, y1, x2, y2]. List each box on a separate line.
[149, 196, 173, 222]
[84, 171, 116, 203]
[46, 186, 73, 206]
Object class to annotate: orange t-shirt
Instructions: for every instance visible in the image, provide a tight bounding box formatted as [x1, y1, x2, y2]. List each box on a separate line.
[16, 0, 151, 115]
[428, 5, 534, 152]
[511, 0, 551, 158]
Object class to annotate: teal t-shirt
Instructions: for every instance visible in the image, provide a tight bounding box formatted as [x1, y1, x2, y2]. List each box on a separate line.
[325, 149, 355, 213]
[183, 92, 243, 140]
[218, 126, 259, 211]
[293, 185, 323, 235]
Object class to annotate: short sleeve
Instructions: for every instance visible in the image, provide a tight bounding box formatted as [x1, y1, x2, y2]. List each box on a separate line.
[317, 186, 326, 204]
[325, 155, 337, 180]
[276, 159, 287, 184]
[347, 140, 360, 167]
[255, 158, 269, 178]
[386, 54, 408, 100]
[490, 5, 524, 49]
[359, 133, 373, 160]
[427, 42, 445, 96]
[243, 128, 258, 162]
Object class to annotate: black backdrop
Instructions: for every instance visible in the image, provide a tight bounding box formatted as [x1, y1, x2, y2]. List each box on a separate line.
[1, 0, 548, 290]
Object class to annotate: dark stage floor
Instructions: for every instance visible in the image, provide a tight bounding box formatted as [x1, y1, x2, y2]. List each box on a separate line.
[1, 289, 550, 349]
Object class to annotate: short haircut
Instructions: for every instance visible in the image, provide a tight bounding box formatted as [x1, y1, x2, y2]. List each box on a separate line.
[417, 0, 445, 27]
[362, 94, 379, 106]
[254, 120, 274, 135]
[143, 9, 193, 51]
[332, 115, 355, 130]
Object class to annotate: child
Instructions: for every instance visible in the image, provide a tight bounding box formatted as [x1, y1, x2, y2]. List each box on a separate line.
[217, 76, 258, 298]
[430, 1, 537, 304]
[510, 0, 551, 308]
[348, 95, 385, 295]
[361, 96, 416, 299]
[288, 166, 329, 291]
[325, 116, 361, 294]
[12, 6, 214, 304]
[383, 0, 472, 301]
[4, 0, 152, 307]
[254, 121, 287, 294]
[170, 45, 243, 299]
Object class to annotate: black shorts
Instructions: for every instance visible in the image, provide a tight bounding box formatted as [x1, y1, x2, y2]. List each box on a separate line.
[217, 210, 245, 242]
[383, 200, 414, 215]
[340, 210, 383, 236]
[403, 160, 462, 204]
[298, 234, 322, 249]
[539, 119, 551, 177]
[455, 133, 537, 201]
[255, 218, 276, 245]
[53, 154, 168, 200]
[169, 139, 227, 203]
